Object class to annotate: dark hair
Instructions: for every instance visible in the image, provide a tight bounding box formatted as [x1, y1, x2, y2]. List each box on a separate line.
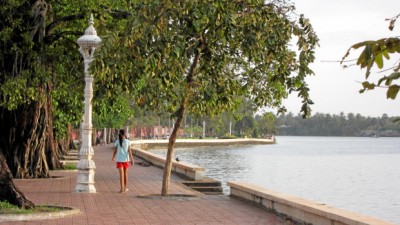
[119, 129, 125, 147]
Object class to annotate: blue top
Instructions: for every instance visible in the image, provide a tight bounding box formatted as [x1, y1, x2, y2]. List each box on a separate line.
[114, 139, 131, 162]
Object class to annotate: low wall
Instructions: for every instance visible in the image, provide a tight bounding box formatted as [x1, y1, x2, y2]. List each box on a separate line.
[132, 148, 204, 181]
[228, 182, 396, 225]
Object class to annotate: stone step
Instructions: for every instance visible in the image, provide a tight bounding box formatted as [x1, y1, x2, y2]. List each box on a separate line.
[181, 177, 223, 195]
[60, 160, 78, 165]
[201, 192, 224, 195]
[189, 186, 223, 193]
[61, 155, 78, 160]
[181, 180, 221, 187]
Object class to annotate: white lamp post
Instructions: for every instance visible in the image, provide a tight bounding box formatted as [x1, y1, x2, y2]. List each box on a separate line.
[75, 14, 101, 193]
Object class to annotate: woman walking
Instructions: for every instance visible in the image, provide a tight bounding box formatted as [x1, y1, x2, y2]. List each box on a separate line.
[112, 129, 134, 193]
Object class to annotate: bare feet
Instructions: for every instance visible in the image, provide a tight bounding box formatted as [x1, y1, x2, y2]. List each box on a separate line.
[125, 188, 129, 192]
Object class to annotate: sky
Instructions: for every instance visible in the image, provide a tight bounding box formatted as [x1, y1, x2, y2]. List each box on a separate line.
[281, 0, 400, 117]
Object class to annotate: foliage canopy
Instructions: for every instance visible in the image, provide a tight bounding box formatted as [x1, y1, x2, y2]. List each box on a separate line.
[93, 0, 319, 117]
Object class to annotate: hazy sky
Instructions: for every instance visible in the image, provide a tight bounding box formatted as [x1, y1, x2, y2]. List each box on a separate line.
[282, 0, 400, 117]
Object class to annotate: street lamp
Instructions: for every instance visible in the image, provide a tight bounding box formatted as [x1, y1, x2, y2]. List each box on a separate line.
[75, 14, 101, 193]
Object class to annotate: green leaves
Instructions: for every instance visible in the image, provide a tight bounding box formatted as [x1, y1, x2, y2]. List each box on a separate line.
[342, 16, 400, 100]
[342, 38, 400, 99]
[387, 85, 400, 99]
[92, 0, 318, 119]
[359, 81, 375, 94]
[378, 72, 400, 86]
[379, 72, 400, 99]
[386, 13, 399, 31]
[92, 94, 133, 129]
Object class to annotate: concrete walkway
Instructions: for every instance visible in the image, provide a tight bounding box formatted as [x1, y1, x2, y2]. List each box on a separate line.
[6, 144, 292, 225]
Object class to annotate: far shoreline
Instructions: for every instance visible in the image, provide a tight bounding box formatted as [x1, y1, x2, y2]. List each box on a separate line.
[131, 138, 275, 150]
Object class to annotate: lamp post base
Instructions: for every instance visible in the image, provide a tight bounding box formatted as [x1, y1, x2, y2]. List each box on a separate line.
[75, 183, 96, 193]
[75, 152, 96, 193]
[75, 169, 96, 193]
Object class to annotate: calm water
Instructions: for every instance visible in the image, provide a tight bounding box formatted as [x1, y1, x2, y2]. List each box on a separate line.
[151, 136, 400, 224]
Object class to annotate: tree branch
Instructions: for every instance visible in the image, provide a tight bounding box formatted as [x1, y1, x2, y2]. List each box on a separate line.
[46, 14, 85, 36]
[99, 4, 134, 19]
[44, 31, 82, 45]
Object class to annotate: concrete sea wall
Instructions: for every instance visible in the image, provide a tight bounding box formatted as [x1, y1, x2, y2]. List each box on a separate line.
[228, 182, 396, 225]
[132, 148, 205, 181]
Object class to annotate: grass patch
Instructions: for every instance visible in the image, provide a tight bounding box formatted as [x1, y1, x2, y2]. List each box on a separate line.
[63, 163, 77, 170]
[219, 134, 238, 139]
[0, 201, 63, 214]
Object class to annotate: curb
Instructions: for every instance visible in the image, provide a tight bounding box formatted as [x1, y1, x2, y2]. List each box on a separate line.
[0, 206, 80, 222]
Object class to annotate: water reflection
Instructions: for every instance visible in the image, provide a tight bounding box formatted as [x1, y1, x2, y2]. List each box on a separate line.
[151, 146, 252, 187]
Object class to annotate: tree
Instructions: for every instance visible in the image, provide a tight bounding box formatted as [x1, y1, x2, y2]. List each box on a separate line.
[0, 0, 88, 208]
[235, 115, 256, 137]
[0, 0, 85, 179]
[257, 112, 278, 138]
[0, 0, 133, 207]
[93, 0, 318, 195]
[93, 94, 134, 130]
[341, 13, 400, 100]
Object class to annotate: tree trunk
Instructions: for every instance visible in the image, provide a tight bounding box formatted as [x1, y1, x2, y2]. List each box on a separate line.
[56, 125, 76, 162]
[67, 124, 76, 151]
[57, 139, 68, 156]
[0, 153, 35, 209]
[68, 124, 77, 150]
[106, 128, 111, 144]
[161, 102, 187, 195]
[92, 127, 97, 146]
[0, 88, 56, 178]
[0, 103, 49, 178]
[45, 83, 62, 170]
[161, 42, 202, 195]
[103, 128, 107, 145]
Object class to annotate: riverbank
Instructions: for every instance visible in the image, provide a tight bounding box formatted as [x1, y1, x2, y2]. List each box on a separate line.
[131, 138, 275, 150]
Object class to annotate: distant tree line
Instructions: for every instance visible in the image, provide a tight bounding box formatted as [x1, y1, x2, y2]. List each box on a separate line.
[123, 98, 277, 139]
[97, 95, 399, 138]
[277, 112, 400, 137]
[128, 110, 400, 138]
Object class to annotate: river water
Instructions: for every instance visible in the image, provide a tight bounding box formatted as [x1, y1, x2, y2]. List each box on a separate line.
[151, 136, 400, 224]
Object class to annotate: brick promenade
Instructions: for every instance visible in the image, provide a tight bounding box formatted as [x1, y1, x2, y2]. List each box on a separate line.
[5, 144, 292, 225]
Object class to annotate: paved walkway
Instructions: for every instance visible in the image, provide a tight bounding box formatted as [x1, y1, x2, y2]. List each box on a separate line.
[5, 144, 292, 225]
